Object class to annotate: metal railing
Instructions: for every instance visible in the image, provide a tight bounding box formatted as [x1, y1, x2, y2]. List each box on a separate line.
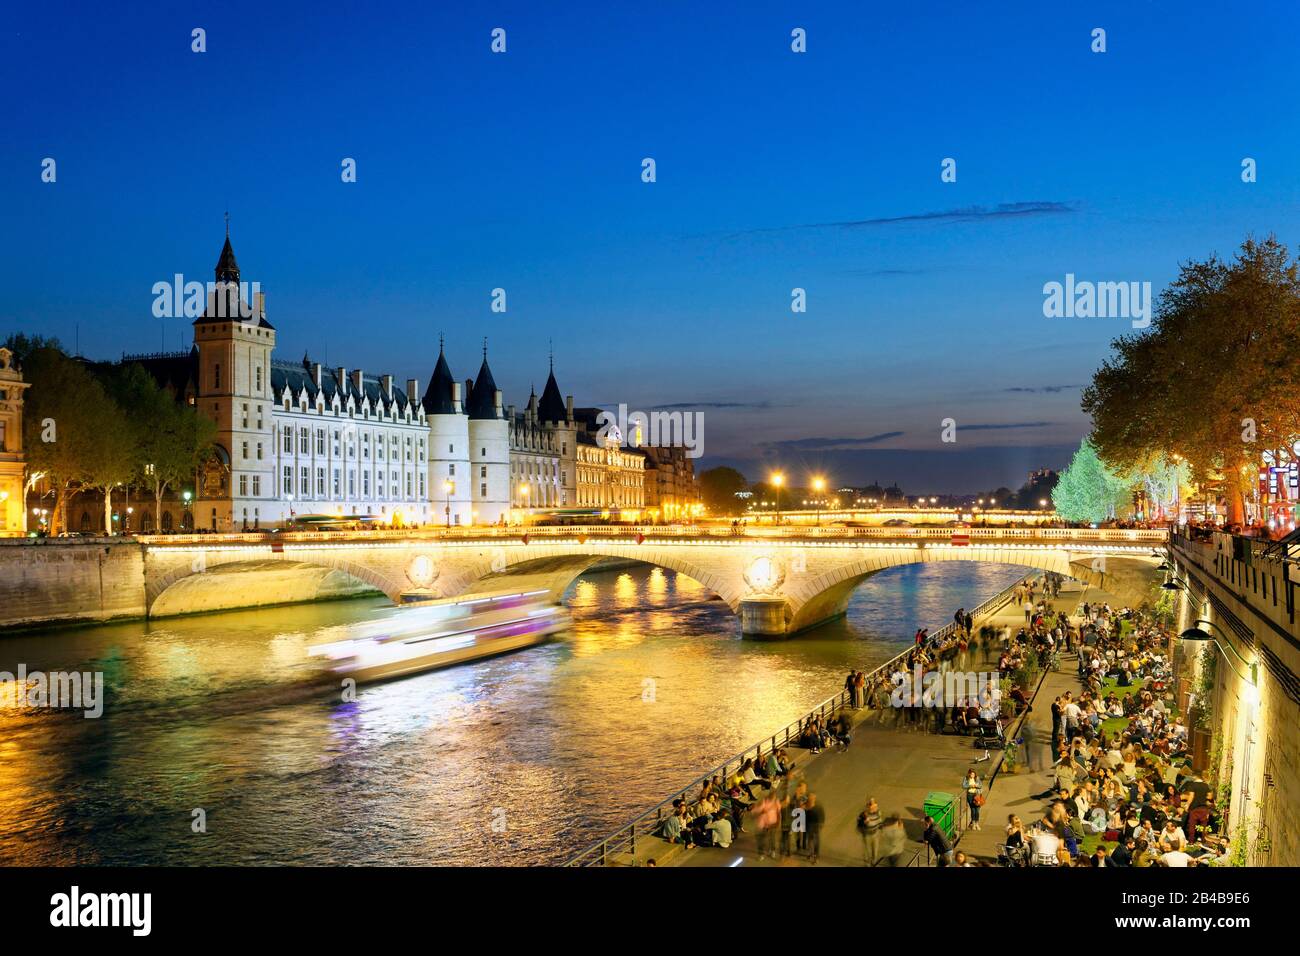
[562, 574, 1033, 867]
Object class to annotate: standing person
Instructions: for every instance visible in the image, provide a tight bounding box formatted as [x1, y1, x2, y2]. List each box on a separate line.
[1024, 597, 1033, 625]
[754, 791, 780, 859]
[962, 769, 984, 831]
[923, 816, 953, 866]
[854, 671, 866, 713]
[857, 798, 883, 865]
[804, 793, 825, 863]
[878, 816, 907, 866]
[845, 670, 859, 708]
[1020, 706, 1040, 773]
[779, 790, 794, 857]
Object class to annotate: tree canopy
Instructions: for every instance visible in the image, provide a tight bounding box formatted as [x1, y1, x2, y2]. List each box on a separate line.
[698, 466, 747, 514]
[1082, 236, 1300, 522]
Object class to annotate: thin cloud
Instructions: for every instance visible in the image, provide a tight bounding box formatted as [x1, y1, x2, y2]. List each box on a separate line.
[1004, 385, 1083, 394]
[722, 201, 1075, 239]
[761, 432, 905, 450]
[957, 421, 1053, 431]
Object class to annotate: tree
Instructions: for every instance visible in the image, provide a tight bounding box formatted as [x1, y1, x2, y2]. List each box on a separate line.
[110, 363, 216, 528]
[21, 348, 119, 534]
[1052, 439, 1130, 523]
[1083, 236, 1300, 523]
[698, 466, 748, 515]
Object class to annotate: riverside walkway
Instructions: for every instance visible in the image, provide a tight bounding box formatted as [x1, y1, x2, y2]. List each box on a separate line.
[666, 582, 1101, 868]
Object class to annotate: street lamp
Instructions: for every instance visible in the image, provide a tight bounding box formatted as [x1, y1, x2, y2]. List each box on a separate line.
[811, 476, 826, 526]
[1179, 620, 1258, 685]
[182, 490, 192, 532]
[443, 480, 455, 530]
[770, 472, 784, 524]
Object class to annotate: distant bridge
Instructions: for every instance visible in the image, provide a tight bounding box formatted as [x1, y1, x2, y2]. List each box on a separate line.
[137, 525, 1168, 636]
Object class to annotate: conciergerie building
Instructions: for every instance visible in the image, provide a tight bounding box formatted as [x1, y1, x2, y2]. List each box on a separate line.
[100, 231, 698, 534]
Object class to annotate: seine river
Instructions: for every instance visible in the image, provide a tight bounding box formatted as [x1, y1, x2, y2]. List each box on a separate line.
[0, 561, 1030, 865]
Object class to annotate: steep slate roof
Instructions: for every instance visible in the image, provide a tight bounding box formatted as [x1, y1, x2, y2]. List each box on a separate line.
[422, 346, 457, 415]
[538, 368, 566, 423]
[467, 355, 503, 420]
[270, 359, 415, 412]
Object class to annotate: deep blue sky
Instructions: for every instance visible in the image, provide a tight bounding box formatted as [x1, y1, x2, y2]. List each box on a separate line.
[5, 1, 1299, 492]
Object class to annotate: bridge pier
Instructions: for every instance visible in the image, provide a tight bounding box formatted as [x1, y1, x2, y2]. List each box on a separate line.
[740, 595, 790, 638]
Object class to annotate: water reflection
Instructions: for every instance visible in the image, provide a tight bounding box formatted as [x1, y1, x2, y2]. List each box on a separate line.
[0, 560, 1030, 865]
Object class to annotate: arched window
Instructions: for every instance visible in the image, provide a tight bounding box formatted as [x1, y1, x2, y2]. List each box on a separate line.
[181, 511, 194, 531]
[80, 511, 92, 532]
[140, 510, 154, 532]
[161, 511, 173, 532]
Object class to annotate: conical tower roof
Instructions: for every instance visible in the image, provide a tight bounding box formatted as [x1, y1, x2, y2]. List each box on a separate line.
[422, 337, 458, 414]
[467, 342, 502, 420]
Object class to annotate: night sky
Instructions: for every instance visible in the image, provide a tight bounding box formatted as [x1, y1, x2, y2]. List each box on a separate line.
[5, 1, 1299, 492]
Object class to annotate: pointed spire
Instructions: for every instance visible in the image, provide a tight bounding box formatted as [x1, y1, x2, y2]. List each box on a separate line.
[538, 346, 566, 424]
[468, 338, 502, 420]
[214, 213, 240, 285]
[422, 336, 457, 414]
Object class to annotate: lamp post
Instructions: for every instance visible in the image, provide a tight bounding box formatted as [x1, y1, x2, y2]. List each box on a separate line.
[182, 490, 192, 532]
[770, 472, 784, 524]
[443, 480, 454, 530]
[812, 476, 826, 526]
[1179, 620, 1258, 686]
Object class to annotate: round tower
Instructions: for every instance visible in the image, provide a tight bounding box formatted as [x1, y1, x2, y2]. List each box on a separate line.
[467, 342, 510, 525]
[422, 337, 472, 527]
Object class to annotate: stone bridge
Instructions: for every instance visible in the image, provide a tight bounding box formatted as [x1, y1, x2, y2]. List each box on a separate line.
[138, 526, 1168, 636]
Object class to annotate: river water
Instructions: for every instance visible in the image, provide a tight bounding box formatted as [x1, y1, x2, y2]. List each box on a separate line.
[0, 560, 1030, 865]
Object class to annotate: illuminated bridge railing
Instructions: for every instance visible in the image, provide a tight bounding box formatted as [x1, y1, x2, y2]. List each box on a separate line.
[136, 526, 1169, 547]
[561, 575, 1030, 867]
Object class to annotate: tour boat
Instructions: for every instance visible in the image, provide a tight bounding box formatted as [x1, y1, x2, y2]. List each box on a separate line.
[308, 588, 566, 683]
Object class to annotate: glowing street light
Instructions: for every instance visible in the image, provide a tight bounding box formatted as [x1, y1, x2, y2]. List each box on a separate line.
[811, 476, 826, 526]
[770, 472, 785, 522]
[443, 479, 455, 529]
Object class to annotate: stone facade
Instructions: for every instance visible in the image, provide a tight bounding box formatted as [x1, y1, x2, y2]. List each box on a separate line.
[0, 348, 29, 536]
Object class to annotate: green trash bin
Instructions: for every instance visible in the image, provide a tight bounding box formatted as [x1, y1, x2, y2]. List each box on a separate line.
[923, 791, 957, 840]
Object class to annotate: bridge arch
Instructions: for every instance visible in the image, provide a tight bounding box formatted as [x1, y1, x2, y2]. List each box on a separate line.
[781, 545, 1124, 635]
[451, 542, 744, 611]
[145, 551, 406, 617]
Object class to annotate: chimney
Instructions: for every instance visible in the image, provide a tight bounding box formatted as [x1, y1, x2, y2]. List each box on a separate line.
[312, 363, 322, 388]
[465, 378, 474, 402]
[336, 367, 347, 394]
[351, 368, 364, 394]
[406, 379, 418, 409]
[507, 403, 516, 422]
[494, 389, 504, 418]
[254, 290, 266, 319]
[566, 395, 574, 421]
[381, 374, 393, 399]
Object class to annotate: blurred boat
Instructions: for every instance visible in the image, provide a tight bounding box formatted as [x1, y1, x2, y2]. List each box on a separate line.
[308, 588, 566, 683]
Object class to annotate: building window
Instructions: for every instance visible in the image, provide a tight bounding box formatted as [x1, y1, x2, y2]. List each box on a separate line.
[241, 441, 249, 460]
[257, 443, 263, 460]
[283, 428, 293, 454]
[363, 471, 370, 496]
[301, 467, 310, 497]
[348, 471, 355, 497]
[317, 468, 325, 496]
[406, 473, 413, 497]
[252, 475, 261, 497]
[300, 427, 309, 450]
[333, 469, 341, 496]
[480, 465, 487, 478]
[238, 474, 248, 496]
[255, 365, 262, 392]
[449, 463, 455, 476]
[242, 404, 248, 428]
[214, 364, 222, 389]
[480, 482, 487, 498]
[283, 466, 292, 494]
[316, 430, 325, 455]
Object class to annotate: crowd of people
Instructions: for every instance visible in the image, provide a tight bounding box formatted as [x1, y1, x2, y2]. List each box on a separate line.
[999, 601, 1231, 867]
[650, 572, 1231, 869]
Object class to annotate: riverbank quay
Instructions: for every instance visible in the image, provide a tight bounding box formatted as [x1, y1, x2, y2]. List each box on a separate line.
[566, 574, 1046, 867]
[662, 581, 1101, 868]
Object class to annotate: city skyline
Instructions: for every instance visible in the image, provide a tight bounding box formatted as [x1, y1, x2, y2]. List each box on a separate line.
[7, 1, 1300, 492]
